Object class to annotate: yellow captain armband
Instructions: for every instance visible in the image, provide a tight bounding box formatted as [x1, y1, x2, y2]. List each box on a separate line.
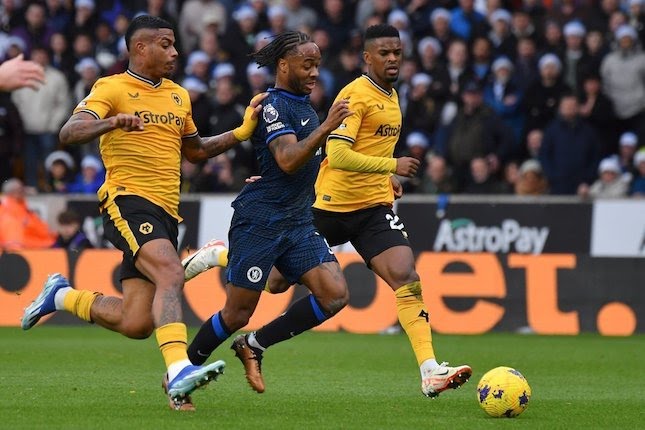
[326, 138, 397, 173]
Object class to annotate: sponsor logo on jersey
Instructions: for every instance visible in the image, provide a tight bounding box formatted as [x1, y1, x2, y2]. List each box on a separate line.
[374, 124, 401, 137]
[135, 110, 185, 127]
[266, 121, 285, 133]
[263, 103, 279, 123]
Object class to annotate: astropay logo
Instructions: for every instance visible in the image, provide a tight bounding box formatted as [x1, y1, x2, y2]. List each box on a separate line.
[433, 218, 549, 254]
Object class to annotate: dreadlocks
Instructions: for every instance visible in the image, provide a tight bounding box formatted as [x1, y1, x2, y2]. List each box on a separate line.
[252, 31, 311, 68]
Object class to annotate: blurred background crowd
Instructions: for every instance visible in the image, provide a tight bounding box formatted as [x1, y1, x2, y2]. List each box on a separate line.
[1, 0, 645, 200]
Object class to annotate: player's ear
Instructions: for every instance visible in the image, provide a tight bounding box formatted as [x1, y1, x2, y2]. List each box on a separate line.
[278, 58, 288, 74]
[362, 50, 370, 66]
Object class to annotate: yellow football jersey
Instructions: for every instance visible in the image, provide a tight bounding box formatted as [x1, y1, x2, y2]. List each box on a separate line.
[74, 70, 198, 221]
[314, 74, 401, 212]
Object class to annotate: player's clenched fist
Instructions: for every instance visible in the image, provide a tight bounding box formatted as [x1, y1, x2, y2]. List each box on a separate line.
[395, 156, 420, 177]
[322, 99, 352, 133]
[110, 113, 144, 131]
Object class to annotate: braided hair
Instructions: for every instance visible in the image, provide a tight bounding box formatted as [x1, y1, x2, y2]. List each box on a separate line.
[252, 31, 312, 68]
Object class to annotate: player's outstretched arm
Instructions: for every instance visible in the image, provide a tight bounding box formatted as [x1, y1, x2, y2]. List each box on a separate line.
[270, 99, 351, 174]
[327, 139, 420, 178]
[59, 112, 144, 145]
[0, 54, 45, 91]
[182, 93, 267, 163]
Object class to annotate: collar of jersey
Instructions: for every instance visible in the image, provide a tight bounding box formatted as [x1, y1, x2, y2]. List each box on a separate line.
[362, 74, 392, 97]
[126, 69, 163, 88]
[268, 87, 309, 102]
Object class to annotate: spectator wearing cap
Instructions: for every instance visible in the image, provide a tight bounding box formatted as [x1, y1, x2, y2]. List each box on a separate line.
[246, 62, 270, 97]
[416, 37, 451, 106]
[562, 20, 588, 92]
[539, 93, 600, 195]
[601, 25, 645, 134]
[11, 46, 70, 190]
[0, 178, 56, 250]
[400, 131, 431, 193]
[404, 73, 441, 141]
[73, 57, 101, 105]
[618, 131, 639, 180]
[220, 5, 259, 79]
[429, 8, 455, 50]
[630, 148, 645, 195]
[577, 72, 618, 157]
[484, 56, 524, 149]
[515, 159, 548, 195]
[523, 53, 572, 133]
[68, 155, 105, 194]
[420, 154, 456, 194]
[184, 51, 212, 85]
[489, 9, 516, 60]
[579, 156, 629, 198]
[182, 77, 212, 135]
[9, 3, 55, 57]
[388, 9, 414, 57]
[450, 0, 487, 41]
[0, 92, 23, 184]
[435, 79, 514, 190]
[71, 0, 98, 40]
[284, 0, 317, 31]
[44, 150, 75, 193]
[267, 4, 288, 35]
[179, 0, 227, 53]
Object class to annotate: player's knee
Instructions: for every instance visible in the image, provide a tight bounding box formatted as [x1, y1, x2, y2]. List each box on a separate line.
[221, 307, 253, 331]
[320, 285, 349, 315]
[391, 267, 420, 287]
[121, 320, 154, 339]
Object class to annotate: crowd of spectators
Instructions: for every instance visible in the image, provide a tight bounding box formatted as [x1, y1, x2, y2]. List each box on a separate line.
[1, 0, 645, 198]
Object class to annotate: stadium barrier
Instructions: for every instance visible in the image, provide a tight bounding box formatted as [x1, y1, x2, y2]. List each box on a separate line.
[0, 194, 642, 335]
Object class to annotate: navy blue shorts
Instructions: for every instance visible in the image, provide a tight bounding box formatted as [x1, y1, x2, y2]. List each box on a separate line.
[226, 214, 337, 291]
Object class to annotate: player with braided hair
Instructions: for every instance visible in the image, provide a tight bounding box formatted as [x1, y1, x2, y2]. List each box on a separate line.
[186, 31, 352, 394]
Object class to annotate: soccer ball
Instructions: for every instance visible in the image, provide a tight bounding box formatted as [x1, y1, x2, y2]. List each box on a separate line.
[476, 366, 531, 418]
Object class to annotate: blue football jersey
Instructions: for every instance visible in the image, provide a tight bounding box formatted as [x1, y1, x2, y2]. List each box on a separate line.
[231, 87, 321, 228]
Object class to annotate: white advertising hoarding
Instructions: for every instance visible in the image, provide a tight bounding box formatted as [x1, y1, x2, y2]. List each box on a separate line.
[591, 200, 645, 257]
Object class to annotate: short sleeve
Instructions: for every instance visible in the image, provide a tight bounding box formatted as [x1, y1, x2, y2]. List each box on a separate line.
[262, 98, 295, 144]
[328, 88, 364, 144]
[73, 79, 114, 119]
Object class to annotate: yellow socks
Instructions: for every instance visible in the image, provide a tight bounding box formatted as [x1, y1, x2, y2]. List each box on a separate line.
[155, 322, 189, 368]
[395, 281, 436, 366]
[62, 290, 101, 322]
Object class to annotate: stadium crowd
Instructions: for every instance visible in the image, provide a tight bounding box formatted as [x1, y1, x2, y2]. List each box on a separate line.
[1, 0, 645, 198]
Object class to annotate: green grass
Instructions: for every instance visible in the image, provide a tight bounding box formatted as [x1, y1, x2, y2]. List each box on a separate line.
[1, 327, 643, 429]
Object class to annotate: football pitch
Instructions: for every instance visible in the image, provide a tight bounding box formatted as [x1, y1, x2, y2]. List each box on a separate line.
[1, 327, 642, 429]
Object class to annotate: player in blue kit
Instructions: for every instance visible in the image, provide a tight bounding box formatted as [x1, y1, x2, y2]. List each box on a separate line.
[186, 31, 352, 393]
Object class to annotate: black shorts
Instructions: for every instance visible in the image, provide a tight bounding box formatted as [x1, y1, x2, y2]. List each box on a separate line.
[102, 195, 178, 281]
[312, 205, 410, 265]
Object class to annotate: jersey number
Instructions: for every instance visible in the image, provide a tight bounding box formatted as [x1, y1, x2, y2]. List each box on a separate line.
[386, 214, 404, 231]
